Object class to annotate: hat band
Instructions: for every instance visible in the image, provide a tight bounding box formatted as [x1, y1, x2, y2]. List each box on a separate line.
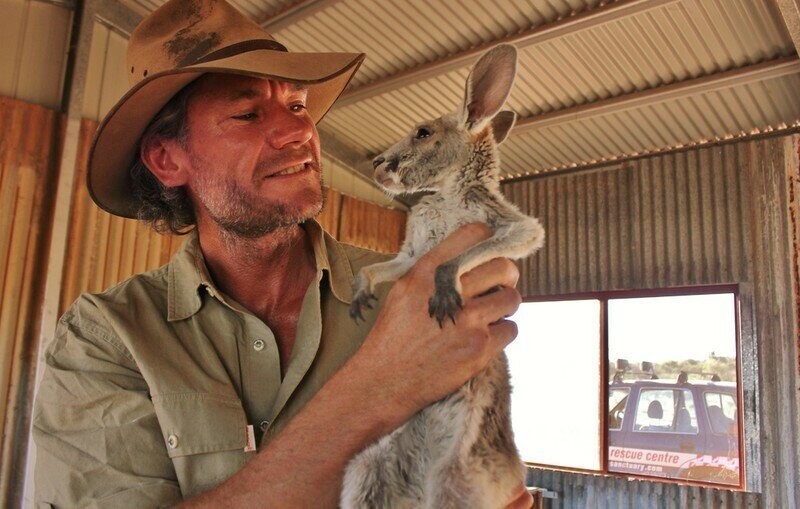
[193, 39, 288, 65]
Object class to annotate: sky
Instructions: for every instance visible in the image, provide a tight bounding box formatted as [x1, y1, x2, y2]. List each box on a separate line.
[607, 293, 736, 362]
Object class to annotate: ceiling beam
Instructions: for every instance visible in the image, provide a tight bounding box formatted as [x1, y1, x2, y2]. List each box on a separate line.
[335, 0, 681, 108]
[513, 56, 800, 135]
[775, 0, 800, 56]
[259, 0, 341, 31]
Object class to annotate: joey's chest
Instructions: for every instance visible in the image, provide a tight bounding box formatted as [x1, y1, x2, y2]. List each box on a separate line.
[407, 197, 489, 250]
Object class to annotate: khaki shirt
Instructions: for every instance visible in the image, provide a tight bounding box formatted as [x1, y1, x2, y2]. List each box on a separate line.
[33, 221, 389, 508]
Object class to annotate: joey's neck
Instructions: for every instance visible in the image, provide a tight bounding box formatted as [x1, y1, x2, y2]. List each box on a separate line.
[442, 142, 501, 197]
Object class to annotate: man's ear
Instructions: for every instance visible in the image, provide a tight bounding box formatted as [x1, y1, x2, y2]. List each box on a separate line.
[139, 135, 190, 187]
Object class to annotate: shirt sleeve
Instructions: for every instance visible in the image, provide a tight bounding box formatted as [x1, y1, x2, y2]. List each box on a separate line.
[32, 297, 182, 508]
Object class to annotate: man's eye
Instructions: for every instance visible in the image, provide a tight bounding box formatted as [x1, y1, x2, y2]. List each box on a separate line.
[232, 112, 257, 120]
[290, 103, 307, 112]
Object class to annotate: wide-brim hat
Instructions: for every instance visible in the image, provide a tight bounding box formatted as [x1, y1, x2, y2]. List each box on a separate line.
[88, 0, 365, 218]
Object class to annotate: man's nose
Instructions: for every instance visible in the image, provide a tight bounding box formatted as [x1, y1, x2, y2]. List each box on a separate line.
[268, 107, 314, 149]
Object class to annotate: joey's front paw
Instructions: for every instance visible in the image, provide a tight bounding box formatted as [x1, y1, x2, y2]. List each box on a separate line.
[350, 271, 376, 323]
[428, 264, 462, 327]
[350, 290, 377, 323]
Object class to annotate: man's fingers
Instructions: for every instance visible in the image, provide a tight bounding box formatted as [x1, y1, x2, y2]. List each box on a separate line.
[460, 257, 519, 298]
[504, 484, 534, 509]
[487, 318, 519, 350]
[414, 223, 491, 274]
[468, 285, 521, 327]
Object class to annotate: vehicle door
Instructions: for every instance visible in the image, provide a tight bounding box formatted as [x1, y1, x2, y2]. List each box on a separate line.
[608, 386, 700, 480]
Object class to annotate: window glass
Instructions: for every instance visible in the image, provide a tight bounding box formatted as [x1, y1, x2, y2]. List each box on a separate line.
[607, 293, 739, 486]
[506, 300, 601, 471]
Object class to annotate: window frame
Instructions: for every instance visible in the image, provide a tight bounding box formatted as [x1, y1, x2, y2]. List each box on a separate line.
[516, 284, 745, 490]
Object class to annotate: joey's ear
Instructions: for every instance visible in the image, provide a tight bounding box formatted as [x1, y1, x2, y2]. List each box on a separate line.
[461, 44, 517, 132]
[491, 111, 516, 144]
[139, 135, 190, 188]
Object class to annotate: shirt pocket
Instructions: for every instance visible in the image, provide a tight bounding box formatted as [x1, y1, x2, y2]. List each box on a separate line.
[151, 393, 248, 498]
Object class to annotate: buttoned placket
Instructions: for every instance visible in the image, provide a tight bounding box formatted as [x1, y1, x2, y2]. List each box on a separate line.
[237, 313, 282, 445]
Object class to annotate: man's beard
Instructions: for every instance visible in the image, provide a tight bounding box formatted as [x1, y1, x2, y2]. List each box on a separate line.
[190, 154, 324, 238]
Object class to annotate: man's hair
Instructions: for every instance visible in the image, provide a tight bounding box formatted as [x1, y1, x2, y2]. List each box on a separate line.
[129, 80, 200, 234]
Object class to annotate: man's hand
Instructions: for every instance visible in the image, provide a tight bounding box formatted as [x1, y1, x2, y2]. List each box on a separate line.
[350, 222, 522, 427]
[505, 484, 535, 509]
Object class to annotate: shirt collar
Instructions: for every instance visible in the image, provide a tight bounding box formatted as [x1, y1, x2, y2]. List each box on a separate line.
[166, 220, 353, 321]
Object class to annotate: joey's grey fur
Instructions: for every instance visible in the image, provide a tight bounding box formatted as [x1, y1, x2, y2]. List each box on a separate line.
[342, 45, 545, 508]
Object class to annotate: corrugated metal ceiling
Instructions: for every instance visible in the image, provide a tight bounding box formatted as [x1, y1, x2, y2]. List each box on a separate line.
[118, 0, 800, 181]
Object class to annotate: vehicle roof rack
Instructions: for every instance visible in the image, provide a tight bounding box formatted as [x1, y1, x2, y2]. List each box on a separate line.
[677, 370, 721, 383]
[613, 359, 658, 382]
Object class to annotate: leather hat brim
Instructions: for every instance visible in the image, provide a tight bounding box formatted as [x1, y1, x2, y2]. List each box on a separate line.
[88, 49, 365, 219]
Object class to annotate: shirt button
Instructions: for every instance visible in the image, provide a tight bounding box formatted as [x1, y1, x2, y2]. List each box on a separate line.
[259, 420, 270, 431]
[253, 339, 265, 351]
[167, 434, 179, 449]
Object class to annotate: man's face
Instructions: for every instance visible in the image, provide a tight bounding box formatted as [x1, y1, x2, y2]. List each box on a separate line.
[180, 73, 323, 237]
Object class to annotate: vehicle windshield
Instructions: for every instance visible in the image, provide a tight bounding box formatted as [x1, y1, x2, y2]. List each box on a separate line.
[634, 389, 698, 434]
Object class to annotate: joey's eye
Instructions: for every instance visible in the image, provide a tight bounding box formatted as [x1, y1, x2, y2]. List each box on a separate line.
[232, 112, 257, 121]
[290, 103, 307, 112]
[415, 127, 432, 139]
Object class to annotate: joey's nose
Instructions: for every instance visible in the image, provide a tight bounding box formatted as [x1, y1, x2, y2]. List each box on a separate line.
[373, 155, 399, 173]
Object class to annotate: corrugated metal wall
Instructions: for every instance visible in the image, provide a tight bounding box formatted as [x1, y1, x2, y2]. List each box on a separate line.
[337, 194, 407, 253]
[505, 144, 751, 297]
[0, 97, 62, 506]
[503, 136, 800, 508]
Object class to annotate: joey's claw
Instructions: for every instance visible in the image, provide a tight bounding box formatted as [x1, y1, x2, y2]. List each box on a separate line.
[428, 286, 463, 328]
[349, 291, 377, 323]
[430, 263, 462, 327]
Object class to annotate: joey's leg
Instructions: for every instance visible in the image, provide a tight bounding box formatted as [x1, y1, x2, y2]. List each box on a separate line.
[350, 253, 418, 321]
[422, 389, 473, 509]
[428, 221, 542, 326]
[341, 422, 425, 509]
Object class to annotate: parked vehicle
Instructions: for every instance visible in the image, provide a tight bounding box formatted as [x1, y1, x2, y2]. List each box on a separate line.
[608, 360, 740, 486]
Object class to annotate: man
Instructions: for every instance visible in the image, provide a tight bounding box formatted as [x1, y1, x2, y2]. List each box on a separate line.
[32, 0, 532, 507]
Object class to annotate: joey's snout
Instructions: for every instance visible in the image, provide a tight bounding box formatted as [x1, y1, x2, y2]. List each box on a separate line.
[372, 153, 402, 192]
[372, 155, 398, 173]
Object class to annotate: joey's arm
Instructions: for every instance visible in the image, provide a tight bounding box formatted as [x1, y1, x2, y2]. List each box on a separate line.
[429, 219, 543, 324]
[351, 252, 419, 320]
[448, 218, 544, 280]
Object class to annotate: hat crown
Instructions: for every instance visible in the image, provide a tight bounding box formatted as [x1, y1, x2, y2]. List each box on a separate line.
[127, 0, 280, 86]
